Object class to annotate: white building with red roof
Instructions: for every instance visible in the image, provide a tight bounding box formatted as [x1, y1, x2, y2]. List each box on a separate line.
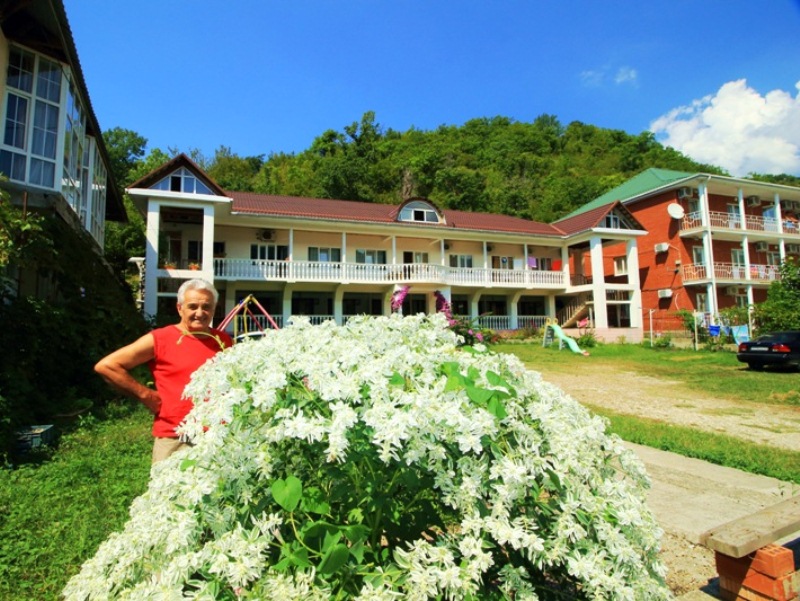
[128, 154, 648, 341]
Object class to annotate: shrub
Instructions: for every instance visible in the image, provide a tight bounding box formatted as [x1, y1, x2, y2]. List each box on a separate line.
[65, 314, 669, 600]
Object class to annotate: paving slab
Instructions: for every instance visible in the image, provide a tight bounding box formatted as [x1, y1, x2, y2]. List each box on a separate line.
[626, 443, 800, 599]
[626, 442, 798, 545]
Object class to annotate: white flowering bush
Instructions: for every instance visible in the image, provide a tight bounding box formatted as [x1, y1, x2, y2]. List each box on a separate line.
[64, 314, 670, 600]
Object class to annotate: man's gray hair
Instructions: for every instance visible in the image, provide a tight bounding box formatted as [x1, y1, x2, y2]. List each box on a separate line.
[177, 278, 219, 305]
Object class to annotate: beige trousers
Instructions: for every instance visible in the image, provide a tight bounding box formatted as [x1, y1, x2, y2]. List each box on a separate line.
[152, 437, 192, 464]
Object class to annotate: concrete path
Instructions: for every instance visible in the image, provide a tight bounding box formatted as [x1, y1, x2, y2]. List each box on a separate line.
[626, 442, 800, 599]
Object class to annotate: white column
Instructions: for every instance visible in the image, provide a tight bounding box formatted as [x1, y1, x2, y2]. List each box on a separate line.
[282, 285, 293, 325]
[341, 232, 347, 263]
[143, 200, 161, 318]
[201, 205, 214, 279]
[737, 188, 747, 231]
[334, 285, 344, 325]
[626, 239, 642, 328]
[546, 294, 557, 319]
[589, 236, 608, 328]
[509, 290, 523, 330]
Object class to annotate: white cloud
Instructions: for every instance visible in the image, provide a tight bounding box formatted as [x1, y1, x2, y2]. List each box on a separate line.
[580, 65, 638, 88]
[614, 67, 638, 85]
[650, 79, 800, 176]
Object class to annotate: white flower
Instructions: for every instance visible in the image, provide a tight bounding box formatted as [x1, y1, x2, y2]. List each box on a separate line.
[63, 314, 670, 601]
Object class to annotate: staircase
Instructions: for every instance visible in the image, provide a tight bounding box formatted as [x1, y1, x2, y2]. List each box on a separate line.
[557, 296, 591, 327]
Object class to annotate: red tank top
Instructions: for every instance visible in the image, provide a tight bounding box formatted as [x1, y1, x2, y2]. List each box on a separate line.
[148, 325, 232, 438]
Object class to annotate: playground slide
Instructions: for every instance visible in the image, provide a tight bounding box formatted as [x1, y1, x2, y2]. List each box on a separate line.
[549, 323, 589, 356]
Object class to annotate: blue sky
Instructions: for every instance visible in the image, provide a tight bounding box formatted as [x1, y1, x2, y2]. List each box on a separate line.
[64, 0, 800, 176]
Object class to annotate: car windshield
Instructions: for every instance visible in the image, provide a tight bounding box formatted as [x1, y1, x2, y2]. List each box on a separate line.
[757, 332, 799, 343]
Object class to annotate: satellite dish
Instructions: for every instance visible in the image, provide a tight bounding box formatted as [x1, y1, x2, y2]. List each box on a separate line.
[667, 203, 685, 219]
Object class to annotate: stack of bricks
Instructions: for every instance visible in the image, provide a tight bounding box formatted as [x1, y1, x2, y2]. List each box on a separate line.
[716, 544, 799, 600]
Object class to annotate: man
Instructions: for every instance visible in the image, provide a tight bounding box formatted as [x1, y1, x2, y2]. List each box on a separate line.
[95, 278, 232, 463]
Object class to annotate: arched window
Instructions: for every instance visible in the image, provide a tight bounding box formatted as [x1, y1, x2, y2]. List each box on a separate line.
[398, 200, 443, 224]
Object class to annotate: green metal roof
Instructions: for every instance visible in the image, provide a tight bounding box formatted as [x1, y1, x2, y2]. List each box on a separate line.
[558, 168, 695, 221]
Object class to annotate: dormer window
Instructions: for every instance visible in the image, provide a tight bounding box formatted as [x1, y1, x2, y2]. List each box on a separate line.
[398, 199, 443, 224]
[603, 210, 635, 230]
[152, 167, 212, 195]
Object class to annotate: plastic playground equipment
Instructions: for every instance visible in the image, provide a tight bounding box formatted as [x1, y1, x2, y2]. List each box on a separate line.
[217, 294, 280, 341]
[542, 318, 590, 356]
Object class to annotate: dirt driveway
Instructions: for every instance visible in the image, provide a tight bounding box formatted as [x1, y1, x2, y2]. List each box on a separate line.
[529, 360, 800, 597]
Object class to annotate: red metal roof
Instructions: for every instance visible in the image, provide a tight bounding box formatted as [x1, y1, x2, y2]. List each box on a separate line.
[228, 191, 564, 237]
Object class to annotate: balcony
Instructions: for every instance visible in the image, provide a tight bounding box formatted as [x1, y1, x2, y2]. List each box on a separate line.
[211, 258, 566, 289]
[682, 262, 781, 283]
[682, 211, 791, 234]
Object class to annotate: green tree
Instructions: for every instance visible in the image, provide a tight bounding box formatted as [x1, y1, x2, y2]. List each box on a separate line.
[103, 127, 148, 188]
[206, 146, 264, 191]
[752, 257, 800, 333]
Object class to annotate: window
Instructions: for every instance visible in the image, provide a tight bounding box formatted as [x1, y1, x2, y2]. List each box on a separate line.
[727, 204, 741, 228]
[1, 47, 62, 189]
[213, 242, 226, 257]
[614, 257, 628, 276]
[152, 167, 213, 194]
[696, 292, 708, 313]
[491, 256, 514, 270]
[188, 240, 202, 263]
[602, 211, 635, 230]
[449, 254, 473, 268]
[527, 256, 552, 271]
[692, 246, 705, 265]
[767, 252, 781, 267]
[403, 251, 428, 264]
[688, 199, 700, 215]
[355, 249, 386, 264]
[308, 247, 341, 262]
[398, 200, 442, 224]
[252, 244, 289, 261]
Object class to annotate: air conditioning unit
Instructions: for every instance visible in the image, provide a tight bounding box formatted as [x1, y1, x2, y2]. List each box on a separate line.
[787, 244, 800, 254]
[654, 242, 669, 253]
[755, 241, 769, 252]
[677, 187, 695, 199]
[657, 288, 673, 299]
[726, 286, 744, 296]
[256, 229, 275, 242]
[746, 195, 761, 207]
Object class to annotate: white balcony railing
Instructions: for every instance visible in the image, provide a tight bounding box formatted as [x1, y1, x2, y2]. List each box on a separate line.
[213, 258, 566, 288]
[682, 211, 786, 233]
[683, 262, 781, 282]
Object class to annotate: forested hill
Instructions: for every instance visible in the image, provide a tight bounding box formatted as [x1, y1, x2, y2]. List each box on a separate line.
[198, 111, 725, 224]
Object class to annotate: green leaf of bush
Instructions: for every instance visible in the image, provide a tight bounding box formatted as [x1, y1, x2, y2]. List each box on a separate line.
[318, 542, 349, 575]
[271, 475, 302, 512]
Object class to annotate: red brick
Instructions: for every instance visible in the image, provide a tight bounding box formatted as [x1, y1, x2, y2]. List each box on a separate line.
[751, 546, 796, 579]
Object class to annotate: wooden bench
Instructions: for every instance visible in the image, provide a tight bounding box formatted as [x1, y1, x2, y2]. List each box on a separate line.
[700, 495, 800, 601]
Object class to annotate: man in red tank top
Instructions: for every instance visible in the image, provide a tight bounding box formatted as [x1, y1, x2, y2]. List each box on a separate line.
[95, 279, 232, 463]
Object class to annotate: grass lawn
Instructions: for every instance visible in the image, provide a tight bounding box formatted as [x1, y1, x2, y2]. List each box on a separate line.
[496, 341, 800, 483]
[494, 341, 800, 405]
[0, 404, 152, 600]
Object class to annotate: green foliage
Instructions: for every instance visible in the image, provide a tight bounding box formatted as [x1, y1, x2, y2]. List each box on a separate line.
[102, 127, 148, 188]
[650, 333, 673, 349]
[0, 406, 151, 600]
[752, 257, 800, 334]
[0, 214, 147, 457]
[224, 111, 721, 220]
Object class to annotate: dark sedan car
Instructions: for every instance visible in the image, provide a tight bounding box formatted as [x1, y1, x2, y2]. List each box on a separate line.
[737, 331, 800, 370]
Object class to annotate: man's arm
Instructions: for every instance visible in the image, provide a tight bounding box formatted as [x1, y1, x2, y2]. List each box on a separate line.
[94, 333, 161, 415]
